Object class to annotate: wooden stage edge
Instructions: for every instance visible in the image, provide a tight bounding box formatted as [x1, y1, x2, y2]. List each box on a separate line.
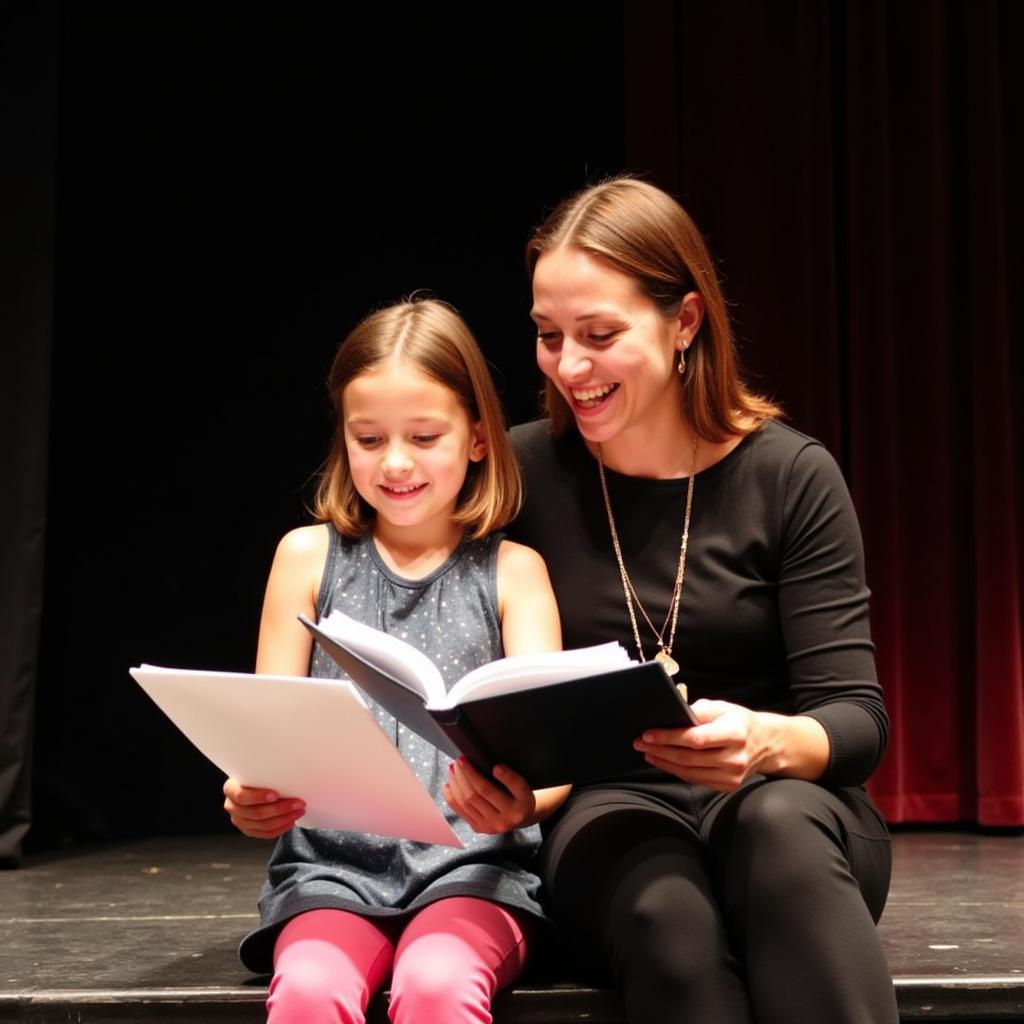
[2, 830, 1022, 1022]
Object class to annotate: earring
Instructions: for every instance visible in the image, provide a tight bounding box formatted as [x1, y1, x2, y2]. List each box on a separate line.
[677, 349, 686, 375]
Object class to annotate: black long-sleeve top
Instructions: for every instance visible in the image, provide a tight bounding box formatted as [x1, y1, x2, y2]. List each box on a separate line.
[507, 418, 888, 789]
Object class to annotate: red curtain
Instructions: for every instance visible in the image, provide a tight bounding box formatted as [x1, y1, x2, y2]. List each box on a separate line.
[626, 0, 1023, 824]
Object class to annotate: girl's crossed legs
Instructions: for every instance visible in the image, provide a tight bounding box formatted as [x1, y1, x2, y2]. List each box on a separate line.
[267, 897, 533, 1024]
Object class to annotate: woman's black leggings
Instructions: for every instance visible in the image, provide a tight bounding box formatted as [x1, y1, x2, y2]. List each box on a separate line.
[539, 778, 898, 1024]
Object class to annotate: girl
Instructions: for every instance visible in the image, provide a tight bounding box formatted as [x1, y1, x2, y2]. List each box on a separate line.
[223, 298, 569, 1024]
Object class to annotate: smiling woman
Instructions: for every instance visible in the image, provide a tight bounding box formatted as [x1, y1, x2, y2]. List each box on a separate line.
[526, 178, 781, 457]
[509, 178, 898, 1023]
[531, 246, 704, 478]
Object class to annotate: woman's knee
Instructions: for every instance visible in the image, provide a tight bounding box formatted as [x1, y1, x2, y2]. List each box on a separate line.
[709, 779, 890, 924]
[718, 778, 829, 835]
[601, 837, 741, 989]
[710, 779, 844, 878]
[596, 838, 752, 1021]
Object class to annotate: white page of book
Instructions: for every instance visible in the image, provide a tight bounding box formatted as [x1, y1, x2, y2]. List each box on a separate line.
[316, 610, 446, 705]
[130, 666, 462, 848]
[441, 642, 633, 708]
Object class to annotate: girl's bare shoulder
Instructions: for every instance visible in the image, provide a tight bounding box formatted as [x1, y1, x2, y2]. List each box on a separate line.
[275, 523, 331, 560]
[268, 524, 332, 594]
[496, 538, 550, 584]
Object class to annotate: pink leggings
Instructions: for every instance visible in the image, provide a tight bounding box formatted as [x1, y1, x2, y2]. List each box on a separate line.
[266, 898, 533, 1024]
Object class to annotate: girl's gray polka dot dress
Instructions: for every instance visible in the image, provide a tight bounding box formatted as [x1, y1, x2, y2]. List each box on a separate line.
[239, 526, 546, 973]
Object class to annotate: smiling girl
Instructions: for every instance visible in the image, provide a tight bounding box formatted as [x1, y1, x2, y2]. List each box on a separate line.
[224, 298, 569, 1024]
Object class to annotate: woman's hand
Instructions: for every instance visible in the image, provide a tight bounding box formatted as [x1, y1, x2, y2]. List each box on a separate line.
[633, 699, 831, 791]
[223, 777, 306, 839]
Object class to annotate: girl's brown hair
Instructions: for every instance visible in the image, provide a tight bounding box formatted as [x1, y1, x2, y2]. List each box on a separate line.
[313, 298, 521, 539]
[526, 176, 781, 442]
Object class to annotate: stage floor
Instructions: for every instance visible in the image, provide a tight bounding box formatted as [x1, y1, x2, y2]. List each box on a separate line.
[2, 830, 1022, 1020]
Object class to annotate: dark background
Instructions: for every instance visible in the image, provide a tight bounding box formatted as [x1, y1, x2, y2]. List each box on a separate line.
[2, 1, 1021, 856]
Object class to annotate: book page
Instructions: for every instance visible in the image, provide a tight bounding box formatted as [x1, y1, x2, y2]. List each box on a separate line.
[439, 642, 633, 709]
[131, 665, 462, 847]
[314, 609, 447, 705]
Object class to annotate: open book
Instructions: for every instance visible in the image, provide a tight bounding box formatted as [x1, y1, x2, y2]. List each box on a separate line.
[301, 610, 698, 789]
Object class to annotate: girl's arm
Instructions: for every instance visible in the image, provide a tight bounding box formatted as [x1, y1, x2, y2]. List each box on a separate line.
[254, 525, 326, 675]
[223, 525, 327, 838]
[444, 540, 572, 833]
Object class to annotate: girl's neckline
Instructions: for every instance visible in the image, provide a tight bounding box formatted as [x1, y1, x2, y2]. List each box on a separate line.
[364, 530, 471, 588]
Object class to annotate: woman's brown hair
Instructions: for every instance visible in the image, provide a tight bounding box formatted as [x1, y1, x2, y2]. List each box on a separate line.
[526, 176, 781, 442]
[313, 298, 521, 538]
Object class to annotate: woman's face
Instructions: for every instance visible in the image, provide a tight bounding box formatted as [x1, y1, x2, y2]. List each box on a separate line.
[531, 246, 700, 447]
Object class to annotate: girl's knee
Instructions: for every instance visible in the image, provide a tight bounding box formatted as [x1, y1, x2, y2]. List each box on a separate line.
[268, 909, 394, 1024]
[388, 940, 494, 1024]
[386, 899, 532, 1022]
[268, 958, 366, 1024]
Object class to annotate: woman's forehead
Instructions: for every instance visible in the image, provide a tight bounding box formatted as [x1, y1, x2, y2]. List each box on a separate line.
[531, 247, 648, 317]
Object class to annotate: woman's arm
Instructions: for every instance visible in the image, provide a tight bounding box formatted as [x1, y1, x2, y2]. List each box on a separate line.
[444, 540, 572, 832]
[223, 525, 327, 837]
[637, 441, 886, 791]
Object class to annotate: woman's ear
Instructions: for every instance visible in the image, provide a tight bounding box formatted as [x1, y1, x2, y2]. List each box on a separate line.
[676, 291, 704, 353]
[469, 421, 487, 462]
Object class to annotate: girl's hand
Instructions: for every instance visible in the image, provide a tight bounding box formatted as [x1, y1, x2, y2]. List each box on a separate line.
[443, 758, 537, 834]
[223, 777, 306, 839]
[633, 699, 830, 791]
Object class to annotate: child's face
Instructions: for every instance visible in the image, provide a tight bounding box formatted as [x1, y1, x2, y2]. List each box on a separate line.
[342, 360, 486, 541]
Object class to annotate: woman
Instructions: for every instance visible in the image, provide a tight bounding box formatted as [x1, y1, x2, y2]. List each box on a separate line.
[506, 178, 897, 1023]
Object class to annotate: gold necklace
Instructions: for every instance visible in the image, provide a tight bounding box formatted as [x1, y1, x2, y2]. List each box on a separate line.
[596, 435, 698, 677]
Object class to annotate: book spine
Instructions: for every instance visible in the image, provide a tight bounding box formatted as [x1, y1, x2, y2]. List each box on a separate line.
[430, 709, 496, 776]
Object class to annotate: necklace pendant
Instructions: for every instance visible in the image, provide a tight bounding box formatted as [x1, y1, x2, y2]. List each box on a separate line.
[654, 649, 680, 677]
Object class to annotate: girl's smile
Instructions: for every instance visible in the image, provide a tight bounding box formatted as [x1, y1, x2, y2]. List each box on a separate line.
[379, 482, 428, 498]
[342, 359, 486, 545]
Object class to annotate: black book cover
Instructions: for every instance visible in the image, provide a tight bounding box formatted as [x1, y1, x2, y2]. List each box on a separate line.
[300, 616, 697, 788]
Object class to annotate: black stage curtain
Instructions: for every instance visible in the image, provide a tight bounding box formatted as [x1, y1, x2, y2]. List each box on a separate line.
[0, 4, 58, 863]
[15, 3, 1020, 848]
[626, 0, 1023, 824]
[27, 5, 625, 847]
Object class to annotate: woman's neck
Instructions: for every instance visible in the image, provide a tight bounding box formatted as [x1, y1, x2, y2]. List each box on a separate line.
[371, 519, 464, 580]
[584, 409, 750, 480]
[588, 403, 698, 479]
